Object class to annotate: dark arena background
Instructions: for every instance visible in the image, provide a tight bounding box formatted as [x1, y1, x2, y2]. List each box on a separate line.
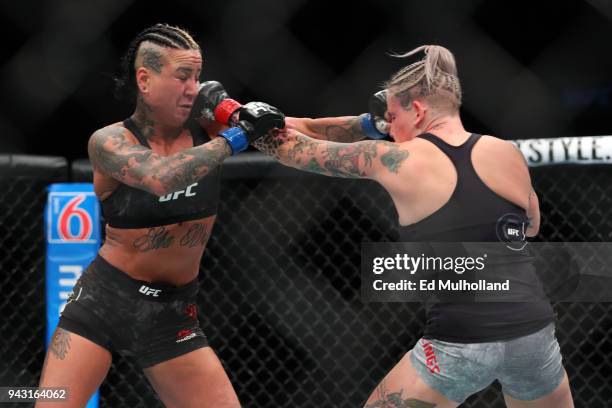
[1, 0, 612, 407]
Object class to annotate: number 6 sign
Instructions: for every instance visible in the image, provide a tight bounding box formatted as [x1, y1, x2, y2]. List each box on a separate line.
[47, 186, 100, 244]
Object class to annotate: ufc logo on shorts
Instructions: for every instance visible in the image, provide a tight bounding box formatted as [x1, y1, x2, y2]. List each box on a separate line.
[139, 285, 162, 297]
[159, 183, 198, 202]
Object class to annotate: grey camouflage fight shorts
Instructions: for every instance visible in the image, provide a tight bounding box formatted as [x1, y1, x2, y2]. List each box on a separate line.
[410, 322, 565, 403]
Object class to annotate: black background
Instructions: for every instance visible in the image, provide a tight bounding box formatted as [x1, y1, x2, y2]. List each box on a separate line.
[1, 0, 611, 161]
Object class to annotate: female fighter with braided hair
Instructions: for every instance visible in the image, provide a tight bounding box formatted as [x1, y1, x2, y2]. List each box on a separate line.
[36, 23, 282, 408]
[253, 45, 574, 408]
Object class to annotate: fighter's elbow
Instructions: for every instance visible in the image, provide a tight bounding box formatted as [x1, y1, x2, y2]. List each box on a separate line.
[525, 225, 539, 238]
[525, 215, 540, 237]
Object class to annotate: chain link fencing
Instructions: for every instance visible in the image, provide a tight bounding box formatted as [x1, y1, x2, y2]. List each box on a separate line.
[0, 155, 611, 407]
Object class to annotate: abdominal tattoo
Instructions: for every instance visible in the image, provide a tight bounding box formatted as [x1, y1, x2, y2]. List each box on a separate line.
[179, 223, 211, 248]
[133, 226, 174, 251]
[132, 224, 210, 251]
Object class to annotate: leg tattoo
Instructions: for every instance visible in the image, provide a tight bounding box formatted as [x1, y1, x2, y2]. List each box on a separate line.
[365, 380, 437, 408]
[49, 328, 71, 360]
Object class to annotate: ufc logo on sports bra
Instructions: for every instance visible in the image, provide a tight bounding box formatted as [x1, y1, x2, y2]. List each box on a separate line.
[139, 285, 162, 297]
[158, 183, 198, 202]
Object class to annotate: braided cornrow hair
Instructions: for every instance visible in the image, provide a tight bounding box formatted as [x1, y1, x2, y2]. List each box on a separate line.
[114, 23, 200, 101]
[385, 45, 462, 113]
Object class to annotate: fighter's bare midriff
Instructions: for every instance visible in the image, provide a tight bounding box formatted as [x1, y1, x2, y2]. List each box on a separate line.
[98, 215, 215, 286]
[91, 120, 220, 287]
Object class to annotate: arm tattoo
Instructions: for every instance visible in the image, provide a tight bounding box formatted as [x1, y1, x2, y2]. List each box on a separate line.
[255, 130, 408, 179]
[88, 127, 231, 196]
[381, 147, 409, 173]
[133, 227, 174, 252]
[49, 328, 71, 360]
[152, 139, 230, 193]
[304, 158, 327, 173]
[321, 115, 368, 142]
[365, 381, 436, 408]
[255, 131, 375, 178]
[319, 142, 377, 178]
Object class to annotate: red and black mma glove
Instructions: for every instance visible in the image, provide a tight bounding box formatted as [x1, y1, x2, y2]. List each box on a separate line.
[360, 90, 390, 139]
[218, 102, 285, 155]
[191, 81, 285, 154]
[190, 81, 243, 124]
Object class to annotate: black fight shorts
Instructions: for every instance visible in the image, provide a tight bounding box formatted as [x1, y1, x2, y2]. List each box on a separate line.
[58, 255, 208, 368]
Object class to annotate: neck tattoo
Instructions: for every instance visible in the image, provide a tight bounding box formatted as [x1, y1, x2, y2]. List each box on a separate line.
[133, 96, 156, 140]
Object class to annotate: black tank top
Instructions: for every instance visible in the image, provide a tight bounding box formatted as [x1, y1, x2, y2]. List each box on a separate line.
[401, 133, 555, 342]
[101, 118, 220, 229]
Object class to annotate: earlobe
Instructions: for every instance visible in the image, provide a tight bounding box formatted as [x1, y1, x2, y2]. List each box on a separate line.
[136, 67, 149, 94]
[413, 100, 426, 127]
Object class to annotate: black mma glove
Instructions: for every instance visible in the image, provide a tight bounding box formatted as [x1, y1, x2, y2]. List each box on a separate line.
[190, 81, 242, 124]
[218, 102, 285, 155]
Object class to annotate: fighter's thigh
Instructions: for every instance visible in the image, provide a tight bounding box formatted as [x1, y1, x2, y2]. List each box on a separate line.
[504, 370, 574, 408]
[364, 351, 459, 408]
[36, 328, 112, 408]
[144, 346, 240, 408]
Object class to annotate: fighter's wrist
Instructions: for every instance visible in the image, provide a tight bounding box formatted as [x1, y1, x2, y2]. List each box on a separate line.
[360, 113, 387, 139]
[218, 126, 249, 155]
[214, 99, 242, 125]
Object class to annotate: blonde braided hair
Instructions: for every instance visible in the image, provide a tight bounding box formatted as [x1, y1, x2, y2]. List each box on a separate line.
[385, 45, 462, 113]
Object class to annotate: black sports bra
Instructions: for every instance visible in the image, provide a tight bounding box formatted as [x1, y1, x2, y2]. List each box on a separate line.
[101, 118, 220, 229]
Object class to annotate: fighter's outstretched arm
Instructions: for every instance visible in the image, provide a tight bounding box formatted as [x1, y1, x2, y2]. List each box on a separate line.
[285, 115, 370, 142]
[254, 128, 408, 180]
[286, 91, 389, 142]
